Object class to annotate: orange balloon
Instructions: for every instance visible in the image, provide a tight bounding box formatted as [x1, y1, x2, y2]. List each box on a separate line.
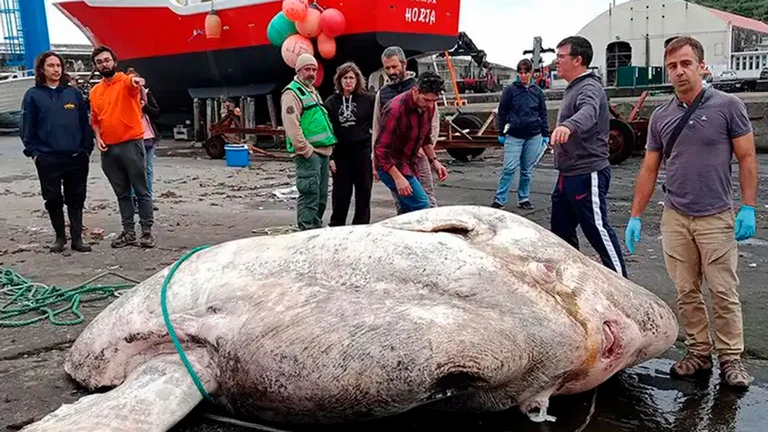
[281, 34, 314, 68]
[317, 33, 336, 60]
[296, 8, 322, 38]
[282, 0, 308, 22]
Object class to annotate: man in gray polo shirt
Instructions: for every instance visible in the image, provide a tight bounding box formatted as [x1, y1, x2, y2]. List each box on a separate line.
[625, 36, 758, 389]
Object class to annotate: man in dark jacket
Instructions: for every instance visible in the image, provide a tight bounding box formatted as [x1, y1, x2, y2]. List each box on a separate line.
[492, 58, 549, 211]
[20, 51, 94, 253]
[550, 36, 626, 278]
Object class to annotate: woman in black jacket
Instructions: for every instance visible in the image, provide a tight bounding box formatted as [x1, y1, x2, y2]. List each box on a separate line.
[324, 62, 375, 226]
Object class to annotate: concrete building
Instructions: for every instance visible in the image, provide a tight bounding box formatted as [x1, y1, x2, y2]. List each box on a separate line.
[577, 0, 768, 85]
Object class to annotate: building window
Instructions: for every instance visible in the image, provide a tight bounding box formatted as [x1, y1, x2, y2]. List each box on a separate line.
[749, 56, 754, 70]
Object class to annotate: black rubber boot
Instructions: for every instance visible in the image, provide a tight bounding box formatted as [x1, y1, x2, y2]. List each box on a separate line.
[68, 207, 92, 253]
[48, 209, 67, 253]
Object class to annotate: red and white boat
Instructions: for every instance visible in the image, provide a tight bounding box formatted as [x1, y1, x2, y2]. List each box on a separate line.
[54, 0, 461, 121]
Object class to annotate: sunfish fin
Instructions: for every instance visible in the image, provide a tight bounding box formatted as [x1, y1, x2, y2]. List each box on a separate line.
[22, 354, 218, 432]
[376, 206, 498, 239]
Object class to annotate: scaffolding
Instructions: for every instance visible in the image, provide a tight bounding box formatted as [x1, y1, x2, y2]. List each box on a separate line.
[0, 0, 24, 67]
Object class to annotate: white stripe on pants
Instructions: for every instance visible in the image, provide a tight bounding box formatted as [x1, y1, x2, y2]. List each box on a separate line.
[591, 171, 623, 275]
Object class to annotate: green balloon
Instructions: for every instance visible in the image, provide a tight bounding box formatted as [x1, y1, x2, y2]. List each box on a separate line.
[267, 12, 297, 47]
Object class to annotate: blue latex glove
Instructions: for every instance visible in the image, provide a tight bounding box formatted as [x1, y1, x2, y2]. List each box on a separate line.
[735, 205, 756, 241]
[498, 136, 506, 145]
[542, 137, 550, 146]
[625, 217, 642, 254]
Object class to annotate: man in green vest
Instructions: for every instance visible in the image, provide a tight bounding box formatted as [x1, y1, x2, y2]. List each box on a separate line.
[281, 54, 337, 231]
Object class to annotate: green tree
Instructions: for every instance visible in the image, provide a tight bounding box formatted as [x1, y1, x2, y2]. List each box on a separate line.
[692, 0, 768, 23]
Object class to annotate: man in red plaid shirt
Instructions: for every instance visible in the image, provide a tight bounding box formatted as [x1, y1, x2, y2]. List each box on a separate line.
[374, 71, 449, 213]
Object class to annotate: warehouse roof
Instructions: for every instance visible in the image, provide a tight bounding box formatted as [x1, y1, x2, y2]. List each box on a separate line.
[707, 8, 768, 35]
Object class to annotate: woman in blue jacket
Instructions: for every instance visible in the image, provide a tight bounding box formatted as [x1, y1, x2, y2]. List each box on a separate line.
[20, 51, 94, 253]
[492, 59, 549, 211]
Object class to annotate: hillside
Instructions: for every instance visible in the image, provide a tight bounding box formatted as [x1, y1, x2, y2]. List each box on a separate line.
[693, 0, 768, 23]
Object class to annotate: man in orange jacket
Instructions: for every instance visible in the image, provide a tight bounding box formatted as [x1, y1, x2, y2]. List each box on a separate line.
[89, 46, 155, 248]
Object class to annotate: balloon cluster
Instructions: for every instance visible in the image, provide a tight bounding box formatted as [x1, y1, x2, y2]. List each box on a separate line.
[267, 0, 347, 86]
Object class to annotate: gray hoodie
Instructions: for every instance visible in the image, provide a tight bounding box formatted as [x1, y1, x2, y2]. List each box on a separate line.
[553, 72, 610, 176]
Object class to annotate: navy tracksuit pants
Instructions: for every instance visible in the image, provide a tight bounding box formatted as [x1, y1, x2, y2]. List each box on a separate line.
[551, 167, 628, 278]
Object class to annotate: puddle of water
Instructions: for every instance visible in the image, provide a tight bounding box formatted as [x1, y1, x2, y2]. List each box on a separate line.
[739, 238, 768, 247]
[178, 358, 768, 432]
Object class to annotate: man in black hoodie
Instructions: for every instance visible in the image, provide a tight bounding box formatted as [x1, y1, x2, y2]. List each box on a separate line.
[20, 51, 94, 253]
[549, 36, 627, 278]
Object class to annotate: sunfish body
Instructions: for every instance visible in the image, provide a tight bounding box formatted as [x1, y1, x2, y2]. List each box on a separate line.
[22, 206, 678, 431]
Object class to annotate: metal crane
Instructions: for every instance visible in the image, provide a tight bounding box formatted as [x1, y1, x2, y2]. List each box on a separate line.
[0, 0, 50, 70]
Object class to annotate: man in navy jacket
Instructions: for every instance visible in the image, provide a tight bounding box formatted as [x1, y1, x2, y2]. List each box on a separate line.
[20, 51, 94, 253]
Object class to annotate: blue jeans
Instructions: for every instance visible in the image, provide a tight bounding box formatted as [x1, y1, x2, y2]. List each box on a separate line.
[131, 142, 155, 198]
[493, 134, 543, 206]
[377, 169, 430, 214]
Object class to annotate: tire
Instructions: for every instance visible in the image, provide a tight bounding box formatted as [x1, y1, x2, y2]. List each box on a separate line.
[205, 135, 226, 160]
[608, 119, 635, 165]
[445, 114, 487, 162]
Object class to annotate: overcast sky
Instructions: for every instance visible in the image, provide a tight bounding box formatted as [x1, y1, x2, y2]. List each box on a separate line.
[42, 0, 629, 68]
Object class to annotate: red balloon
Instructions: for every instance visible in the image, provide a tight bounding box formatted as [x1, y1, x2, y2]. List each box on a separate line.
[320, 8, 346, 38]
[317, 33, 336, 59]
[314, 62, 324, 87]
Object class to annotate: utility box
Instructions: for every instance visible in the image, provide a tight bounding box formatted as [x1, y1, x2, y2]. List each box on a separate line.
[649, 66, 664, 85]
[635, 67, 649, 86]
[617, 66, 638, 87]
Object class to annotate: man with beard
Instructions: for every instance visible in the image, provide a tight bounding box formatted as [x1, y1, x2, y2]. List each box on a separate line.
[372, 46, 440, 212]
[89, 45, 155, 248]
[20, 51, 93, 253]
[281, 54, 337, 231]
[374, 71, 448, 214]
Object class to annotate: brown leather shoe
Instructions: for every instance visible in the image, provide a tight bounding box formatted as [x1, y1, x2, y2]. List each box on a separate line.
[670, 352, 713, 378]
[720, 359, 753, 389]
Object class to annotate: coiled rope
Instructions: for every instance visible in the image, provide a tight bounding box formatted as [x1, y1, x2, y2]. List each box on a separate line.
[1, 268, 138, 327]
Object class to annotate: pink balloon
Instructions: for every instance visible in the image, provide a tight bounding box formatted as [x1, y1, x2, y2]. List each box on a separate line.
[296, 7, 322, 38]
[317, 33, 336, 60]
[320, 8, 346, 38]
[281, 34, 314, 68]
[282, 0, 308, 22]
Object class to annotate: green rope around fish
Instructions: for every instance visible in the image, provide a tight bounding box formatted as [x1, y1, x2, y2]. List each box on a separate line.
[0, 268, 139, 327]
[160, 244, 214, 402]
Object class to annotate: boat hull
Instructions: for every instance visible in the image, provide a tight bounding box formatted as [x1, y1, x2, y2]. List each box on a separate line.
[55, 0, 461, 123]
[125, 32, 455, 121]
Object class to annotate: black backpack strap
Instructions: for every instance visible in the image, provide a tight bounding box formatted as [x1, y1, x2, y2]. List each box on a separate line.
[664, 88, 706, 161]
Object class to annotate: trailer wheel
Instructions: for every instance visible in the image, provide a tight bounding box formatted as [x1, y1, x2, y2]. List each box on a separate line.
[446, 114, 487, 162]
[608, 118, 635, 165]
[205, 136, 226, 160]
